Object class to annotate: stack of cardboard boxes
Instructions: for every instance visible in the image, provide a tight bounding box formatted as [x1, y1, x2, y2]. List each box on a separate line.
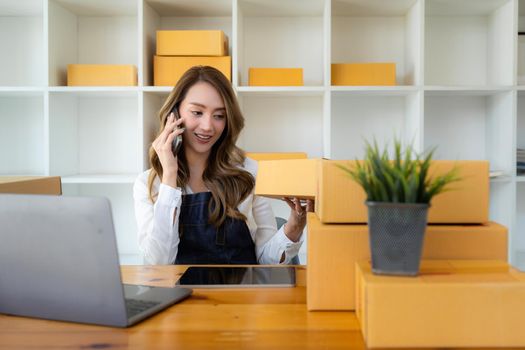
[154, 30, 231, 86]
[256, 158, 525, 348]
[355, 259, 525, 347]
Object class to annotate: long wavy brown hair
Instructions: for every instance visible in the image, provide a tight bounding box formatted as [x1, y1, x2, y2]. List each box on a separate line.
[147, 66, 255, 227]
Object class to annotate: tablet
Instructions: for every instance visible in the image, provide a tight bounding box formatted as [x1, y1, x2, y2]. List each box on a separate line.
[175, 266, 296, 288]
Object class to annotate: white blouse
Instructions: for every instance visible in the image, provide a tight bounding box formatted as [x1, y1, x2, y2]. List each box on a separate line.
[133, 157, 303, 265]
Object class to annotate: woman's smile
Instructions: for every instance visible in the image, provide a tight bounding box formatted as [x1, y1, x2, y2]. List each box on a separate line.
[194, 132, 213, 143]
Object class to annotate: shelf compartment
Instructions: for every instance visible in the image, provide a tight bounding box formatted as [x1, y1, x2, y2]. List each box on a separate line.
[237, 0, 325, 87]
[331, 0, 422, 86]
[49, 91, 140, 177]
[0, 94, 45, 175]
[0, 0, 44, 86]
[48, 0, 138, 86]
[143, 0, 232, 87]
[237, 94, 324, 158]
[62, 183, 139, 259]
[330, 92, 422, 159]
[424, 92, 513, 175]
[425, 0, 513, 86]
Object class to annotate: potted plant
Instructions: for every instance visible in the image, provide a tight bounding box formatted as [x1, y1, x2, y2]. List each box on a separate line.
[338, 139, 460, 276]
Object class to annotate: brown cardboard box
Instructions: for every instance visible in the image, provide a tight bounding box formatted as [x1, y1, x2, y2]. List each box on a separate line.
[246, 152, 307, 161]
[156, 30, 228, 56]
[248, 68, 303, 86]
[316, 159, 489, 224]
[306, 213, 507, 311]
[355, 260, 525, 348]
[315, 159, 367, 223]
[254, 159, 318, 200]
[0, 176, 62, 195]
[154, 56, 231, 86]
[331, 63, 396, 86]
[67, 64, 137, 86]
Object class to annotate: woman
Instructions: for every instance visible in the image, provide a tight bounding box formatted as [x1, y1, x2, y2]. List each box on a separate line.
[133, 66, 313, 265]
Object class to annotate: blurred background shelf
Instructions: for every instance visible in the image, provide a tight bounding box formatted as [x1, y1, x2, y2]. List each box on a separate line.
[2, 0, 525, 268]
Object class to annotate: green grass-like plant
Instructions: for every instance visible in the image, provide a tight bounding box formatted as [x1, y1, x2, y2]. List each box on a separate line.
[337, 139, 461, 203]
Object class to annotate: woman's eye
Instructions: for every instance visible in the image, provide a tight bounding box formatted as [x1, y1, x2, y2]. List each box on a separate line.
[214, 114, 225, 120]
[191, 111, 202, 116]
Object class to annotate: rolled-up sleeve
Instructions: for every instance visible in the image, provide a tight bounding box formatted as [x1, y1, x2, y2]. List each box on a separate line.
[133, 173, 182, 264]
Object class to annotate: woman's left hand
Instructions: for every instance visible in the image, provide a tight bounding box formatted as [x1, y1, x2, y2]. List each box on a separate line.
[282, 197, 314, 242]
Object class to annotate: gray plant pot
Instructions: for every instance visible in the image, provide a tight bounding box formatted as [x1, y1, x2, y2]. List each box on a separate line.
[366, 201, 430, 276]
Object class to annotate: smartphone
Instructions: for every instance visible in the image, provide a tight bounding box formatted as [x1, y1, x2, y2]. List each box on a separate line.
[171, 107, 183, 156]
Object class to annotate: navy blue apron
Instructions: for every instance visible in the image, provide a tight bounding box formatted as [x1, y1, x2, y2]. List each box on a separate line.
[175, 191, 257, 264]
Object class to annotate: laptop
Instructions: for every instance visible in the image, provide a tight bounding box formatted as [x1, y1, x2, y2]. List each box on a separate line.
[0, 194, 192, 327]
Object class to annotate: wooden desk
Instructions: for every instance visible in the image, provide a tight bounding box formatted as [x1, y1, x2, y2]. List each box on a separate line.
[0, 266, 518, 350]
[0, 265, 364, 349]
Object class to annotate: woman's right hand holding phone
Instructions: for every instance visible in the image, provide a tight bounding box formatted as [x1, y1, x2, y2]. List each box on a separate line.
[152, 112, 185, 188]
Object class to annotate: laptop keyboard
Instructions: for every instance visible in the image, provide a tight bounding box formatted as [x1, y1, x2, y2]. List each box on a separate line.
[125, 298, 162, 318]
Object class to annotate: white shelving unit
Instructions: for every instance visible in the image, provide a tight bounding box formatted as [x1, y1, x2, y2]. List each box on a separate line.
[48, 90, 141, 178]
[1, 0, 524, 268]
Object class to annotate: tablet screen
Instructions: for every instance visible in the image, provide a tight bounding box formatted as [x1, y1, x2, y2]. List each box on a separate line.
[175, 266, 295, 288]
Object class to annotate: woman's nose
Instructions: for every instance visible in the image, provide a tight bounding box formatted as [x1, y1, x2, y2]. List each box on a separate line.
[199, 114, 212, 131]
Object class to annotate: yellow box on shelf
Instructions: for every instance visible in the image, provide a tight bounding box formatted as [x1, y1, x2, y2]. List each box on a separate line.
[67, 64, 137, 86]
[356, 260, 525, 348]
[316, 160, 489, 224]
[0, 176, 62, 195]
[154, 56, 231, 86]
[331, 63, 396, 86]
[254, 159, 318, 200]
[248, 68, 304, 86]
[246, 152, 307, 161]
[306, 213, 507, 311]
[156, 30, 228, 56]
